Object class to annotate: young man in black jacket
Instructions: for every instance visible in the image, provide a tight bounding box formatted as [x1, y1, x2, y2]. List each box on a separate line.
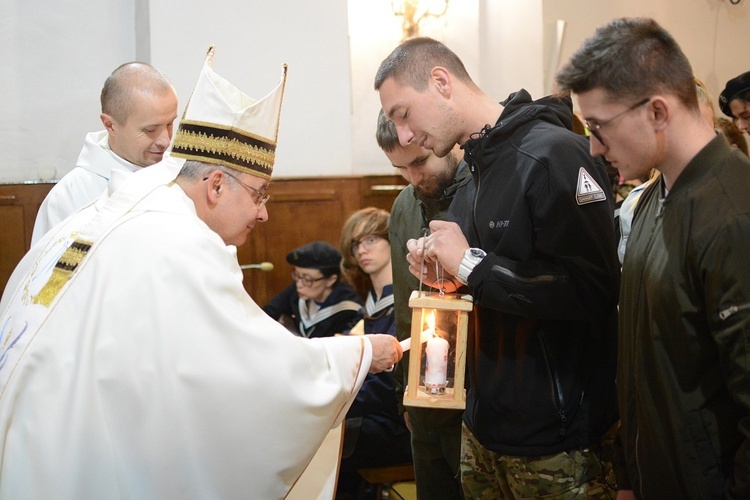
[375, 37, 620, 498]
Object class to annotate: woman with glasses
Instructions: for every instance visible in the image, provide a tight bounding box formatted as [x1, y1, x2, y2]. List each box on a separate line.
[336, 208, 412, 499]
[262, 241, 362, 339]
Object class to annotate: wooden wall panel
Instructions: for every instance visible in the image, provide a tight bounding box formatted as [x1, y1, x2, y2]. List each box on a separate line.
[0, 175, 408, 306]
[0, 183, 54, 294]
[0, 206, 26, 290]
[360, 176, 407, 213]
[237, 176, 407, 306]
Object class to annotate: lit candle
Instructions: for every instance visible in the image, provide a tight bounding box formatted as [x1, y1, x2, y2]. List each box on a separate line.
[424, 334, 448, 393]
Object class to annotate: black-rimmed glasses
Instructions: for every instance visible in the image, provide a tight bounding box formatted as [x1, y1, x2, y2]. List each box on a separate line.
[291, 272, 327, 287]
[585, 98, 650, 147]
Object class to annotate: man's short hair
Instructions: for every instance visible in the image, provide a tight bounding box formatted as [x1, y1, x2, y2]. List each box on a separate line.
[178, 160, 239, 188]
[100, 62, 174, 123]
[374, 36, 474, 92]
[555, 18, 697, 109]
[376, 109, 400, 153]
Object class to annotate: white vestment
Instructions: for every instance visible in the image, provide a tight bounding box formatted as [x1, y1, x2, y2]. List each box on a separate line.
[31, 130, 141, 245]
[0, 157, 371, 499]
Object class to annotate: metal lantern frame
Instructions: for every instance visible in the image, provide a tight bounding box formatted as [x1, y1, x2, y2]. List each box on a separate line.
[404, 290, 472, 409]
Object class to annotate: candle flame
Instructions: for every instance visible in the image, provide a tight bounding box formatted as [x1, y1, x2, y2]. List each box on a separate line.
[426, 310, 436, 335]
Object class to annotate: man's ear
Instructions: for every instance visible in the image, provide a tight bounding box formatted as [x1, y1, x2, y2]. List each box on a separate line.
[431, 67, 452, 98]
[100, 113, 115, 134]
[649, 96, 670, 131]
[205, 170, 224, 205]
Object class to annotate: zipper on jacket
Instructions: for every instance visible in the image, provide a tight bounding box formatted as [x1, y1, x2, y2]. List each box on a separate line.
[538, 331, 567, 437]
[469, 153, 482, 247]
[718, 302, 750, 320]
[465, 130, 492, 246]
[635, 427, 644, 499]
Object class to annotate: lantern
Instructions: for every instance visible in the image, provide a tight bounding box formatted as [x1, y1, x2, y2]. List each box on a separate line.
[403, 290, 472, 409]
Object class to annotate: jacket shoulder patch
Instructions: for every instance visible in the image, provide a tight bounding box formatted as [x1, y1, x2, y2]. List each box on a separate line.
[576, 167, 606, 205]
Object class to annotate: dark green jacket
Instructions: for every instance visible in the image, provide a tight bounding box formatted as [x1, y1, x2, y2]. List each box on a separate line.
[619, 135, 750, 498]
[389, 160, 471, 427]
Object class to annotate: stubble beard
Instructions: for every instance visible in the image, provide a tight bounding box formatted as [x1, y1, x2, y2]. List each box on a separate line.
[431, 102, 463, 158]
[415, 152, 460, 199]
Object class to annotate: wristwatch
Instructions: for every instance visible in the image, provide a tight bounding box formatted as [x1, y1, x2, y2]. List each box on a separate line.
[456, 248, 487, 284]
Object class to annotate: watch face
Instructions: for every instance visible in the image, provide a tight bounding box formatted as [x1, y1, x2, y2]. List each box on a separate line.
[470, 248, 485, 258]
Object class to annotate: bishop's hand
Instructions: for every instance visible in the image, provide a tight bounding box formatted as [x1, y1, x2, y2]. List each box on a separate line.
[366, 334, 402, 373]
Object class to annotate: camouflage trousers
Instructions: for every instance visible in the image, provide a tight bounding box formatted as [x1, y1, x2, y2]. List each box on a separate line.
[460, 423, 616, 499]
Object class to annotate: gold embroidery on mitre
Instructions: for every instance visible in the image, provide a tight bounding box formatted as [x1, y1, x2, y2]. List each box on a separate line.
[32, 239, 93, 307]
[173, 127, 276, 171]
[179, 119, 278, 147]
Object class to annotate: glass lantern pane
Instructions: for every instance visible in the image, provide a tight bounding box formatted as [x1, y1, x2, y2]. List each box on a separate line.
[418, 308, 459, 396]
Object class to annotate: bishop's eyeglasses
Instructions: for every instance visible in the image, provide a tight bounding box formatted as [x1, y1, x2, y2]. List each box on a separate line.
[205, 170, 270, 207]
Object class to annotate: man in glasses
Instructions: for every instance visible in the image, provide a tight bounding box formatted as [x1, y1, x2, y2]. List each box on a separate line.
[263, 241, 362, 338]
[0, 47, 402, 499]
[557, 18, 750, 499]
[375, 37, 620, 498]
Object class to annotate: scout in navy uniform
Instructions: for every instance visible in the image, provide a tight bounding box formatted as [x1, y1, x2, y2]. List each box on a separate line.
[263, 241, 362, 338]
[719, 70, 750, 134]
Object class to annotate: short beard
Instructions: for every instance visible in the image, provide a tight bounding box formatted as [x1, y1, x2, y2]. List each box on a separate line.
[415, 152, 460, 199]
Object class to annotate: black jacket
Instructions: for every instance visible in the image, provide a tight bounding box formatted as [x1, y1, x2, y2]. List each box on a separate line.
[455, 90, 620, 455]
[262, 282, 362, 339]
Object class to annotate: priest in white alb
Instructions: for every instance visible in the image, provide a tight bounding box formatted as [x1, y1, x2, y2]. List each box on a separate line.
[0, 47, 402, 499]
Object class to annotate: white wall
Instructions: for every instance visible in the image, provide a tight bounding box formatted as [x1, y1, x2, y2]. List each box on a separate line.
[542, 0, 750, 115]
[0, 0, 352, 183]
[479, 0, 545, 101]
[346, 0, 544, 174]
[0, 0, 136, 182]
[347, 0, 480, 174]
[148, 0, 353, 180]
[0, 0, 748, 183]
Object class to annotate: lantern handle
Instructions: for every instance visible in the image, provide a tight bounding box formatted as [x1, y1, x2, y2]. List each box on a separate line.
[418, 228, 428, 293]
[436, 261, 446, 298]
